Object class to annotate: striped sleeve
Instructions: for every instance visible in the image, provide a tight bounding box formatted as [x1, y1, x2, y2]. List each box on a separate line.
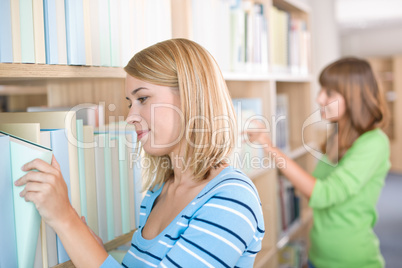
[159, 178, 265, 268]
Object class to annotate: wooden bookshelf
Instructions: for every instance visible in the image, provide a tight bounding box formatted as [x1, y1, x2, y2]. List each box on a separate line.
[367, 56, 402, 173]
[0, 63, 126, 82]
[1, 0, 315, 267]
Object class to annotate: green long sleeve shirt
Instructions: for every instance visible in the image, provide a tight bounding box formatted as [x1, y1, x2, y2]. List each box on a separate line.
[309, 128, 390, 268]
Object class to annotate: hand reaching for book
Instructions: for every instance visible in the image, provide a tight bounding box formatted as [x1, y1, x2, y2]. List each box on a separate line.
[15, 155, 76, 231]
[243, 119, 273, 148]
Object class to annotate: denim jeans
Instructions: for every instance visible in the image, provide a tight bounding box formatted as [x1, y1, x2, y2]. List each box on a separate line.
[308, 259, 316, 268]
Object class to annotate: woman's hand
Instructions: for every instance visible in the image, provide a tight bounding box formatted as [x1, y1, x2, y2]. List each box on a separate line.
[243, 120, 273, 148]
[15, 155, 76, 230]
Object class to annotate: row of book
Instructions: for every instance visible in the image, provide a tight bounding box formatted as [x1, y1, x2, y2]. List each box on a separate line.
[192, 0, 269, 73]
[0, 111, 143, 267]
[277, 175, 300, 235]
[270, 6, 311, 74]
[0, 0, 172, 67]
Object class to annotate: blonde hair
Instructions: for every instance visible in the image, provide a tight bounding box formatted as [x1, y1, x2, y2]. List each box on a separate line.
[124, 38, 236, 191]
[319, 57, 388, 161]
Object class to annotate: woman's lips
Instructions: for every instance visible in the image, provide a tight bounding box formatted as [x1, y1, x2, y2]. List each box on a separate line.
[136, 130, 149, 140]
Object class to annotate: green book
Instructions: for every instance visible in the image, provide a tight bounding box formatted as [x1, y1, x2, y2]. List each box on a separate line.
[0, 131, 52, 268]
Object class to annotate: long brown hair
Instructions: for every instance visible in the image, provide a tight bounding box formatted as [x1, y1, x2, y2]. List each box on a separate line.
[319, 57, 388, 161]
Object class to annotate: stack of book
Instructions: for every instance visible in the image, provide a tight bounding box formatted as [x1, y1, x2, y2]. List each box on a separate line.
[270, 6, 310, 74]
[0, 112, 142, 267]
[0, 0, 172, 67]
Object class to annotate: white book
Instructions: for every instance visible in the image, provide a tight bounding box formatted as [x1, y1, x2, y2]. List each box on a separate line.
[33, 0, 46, 64]
[120, 0, 132, 67]
[89, 0, 100, 66]
[55, 0, 67, 65]
[83, 0, 92, 66]
[110, 137, 122, 237]
[83, 126, 99, 235]
[109, 0, 121, 67]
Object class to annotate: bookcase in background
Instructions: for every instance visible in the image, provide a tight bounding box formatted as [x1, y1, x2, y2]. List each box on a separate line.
[172, 0, 316, 267]
[367, 56, 402, 174]
[0, 0, 317, 267]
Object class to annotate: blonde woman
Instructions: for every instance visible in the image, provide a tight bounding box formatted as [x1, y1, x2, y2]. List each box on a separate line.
[247, 57, 390, 268]
[16, 39, 265, 267]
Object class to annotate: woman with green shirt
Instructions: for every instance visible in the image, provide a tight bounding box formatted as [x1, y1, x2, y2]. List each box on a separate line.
[246, 57, 390, 268]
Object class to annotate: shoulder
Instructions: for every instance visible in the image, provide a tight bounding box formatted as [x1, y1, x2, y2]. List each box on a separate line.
[351, 128, 389, 154]
[198, 166, 261, 204]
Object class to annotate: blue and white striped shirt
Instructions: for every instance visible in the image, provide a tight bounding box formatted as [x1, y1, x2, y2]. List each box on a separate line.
[101, 166, 265, 267]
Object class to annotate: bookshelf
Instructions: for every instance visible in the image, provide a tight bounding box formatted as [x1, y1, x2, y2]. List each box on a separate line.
[0, 0, 316, 267]
[366, 56, 402, 173]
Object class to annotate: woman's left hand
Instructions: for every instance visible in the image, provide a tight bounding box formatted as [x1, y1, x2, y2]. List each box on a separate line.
[15, 155, 75, 230]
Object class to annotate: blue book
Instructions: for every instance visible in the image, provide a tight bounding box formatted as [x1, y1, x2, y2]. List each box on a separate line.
[65, 0, 86, 65]
[43, 0, 59, 64]
[19, 0, 35, 63]
[44, 129, 71, 263]
[0, 0, 13, 63]
[0, 135, 18, 267]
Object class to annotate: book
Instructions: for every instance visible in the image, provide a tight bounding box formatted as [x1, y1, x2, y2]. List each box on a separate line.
[76, 119, 88, 218]
[82, 0, 93, 66]
[10, 0, 21, 63]
[83, 125, 99, 235]
[109, 0, 121, 67]
[43, 0, 58, 64]
[0, 0, 13, 63]
[55, 0, 67, 65]
[0, 135, 17, 267]
[39, 131, 57, 267]
[32, 0, 46, 64]
[46, 129, 72, 263]
[0, 111, 81, 218]
[0, 123, 44, 267]
[65, 0, 86, 65]
[19, 0, 36, 63]
[0, 130, 53, 268]
[94, 134, 108, 242]
[98, 0, 111, 66]
[275, 94, 290, 152]
[89, 0, 101, 66]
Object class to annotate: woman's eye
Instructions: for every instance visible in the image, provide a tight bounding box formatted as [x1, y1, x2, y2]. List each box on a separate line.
[138, 97, 148, 103]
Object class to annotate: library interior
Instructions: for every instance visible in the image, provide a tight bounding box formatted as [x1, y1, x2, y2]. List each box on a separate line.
[1, 0, 401, 267]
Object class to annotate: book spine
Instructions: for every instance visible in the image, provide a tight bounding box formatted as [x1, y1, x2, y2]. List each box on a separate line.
[0, 0, 13, 63]
[19, 0, 35, 63]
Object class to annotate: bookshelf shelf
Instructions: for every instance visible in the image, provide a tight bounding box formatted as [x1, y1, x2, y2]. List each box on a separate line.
[255, 247, 277, 268]
[0, 63, 126, 81]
